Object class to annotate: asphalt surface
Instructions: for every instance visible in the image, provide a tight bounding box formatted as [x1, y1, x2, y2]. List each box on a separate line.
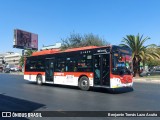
[0, 73, 160, 120]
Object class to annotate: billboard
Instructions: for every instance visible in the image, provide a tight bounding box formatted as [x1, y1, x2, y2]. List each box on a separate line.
[13, 29, 38, 50]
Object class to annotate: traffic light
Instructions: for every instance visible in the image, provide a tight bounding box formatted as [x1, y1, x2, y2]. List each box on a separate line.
[2, 60, 5, 64]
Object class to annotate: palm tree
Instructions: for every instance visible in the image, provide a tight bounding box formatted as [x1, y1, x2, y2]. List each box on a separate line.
[120, 33, 151, 77]
[24, 50, 36, 56]
[19, 50, 36, 67]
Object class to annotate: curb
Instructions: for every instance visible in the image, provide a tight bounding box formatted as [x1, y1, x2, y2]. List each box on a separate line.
[133, 78, 160, 83]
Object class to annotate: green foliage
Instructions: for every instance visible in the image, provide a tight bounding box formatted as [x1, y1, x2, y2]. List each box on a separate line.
[61, 33, 82, 49]
[147, 59, 160, 67]
[25, 50, 36, 56]
[61, 33, 109, 50]
[120, 33, 150, 59]
[19, 56, 24, 67]
[19, 50, 37, 67]
[146, 47, 160, 67]
[120, 33, 158, 76]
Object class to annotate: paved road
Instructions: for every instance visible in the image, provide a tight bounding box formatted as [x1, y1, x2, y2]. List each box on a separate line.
[0, 73, 160, 120]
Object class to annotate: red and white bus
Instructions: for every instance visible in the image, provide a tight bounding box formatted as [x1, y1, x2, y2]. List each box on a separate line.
[24, 45, 133, 91]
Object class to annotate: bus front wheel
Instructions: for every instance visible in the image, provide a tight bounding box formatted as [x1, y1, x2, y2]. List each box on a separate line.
[36, 75, 43, 85]
[79, 76, 90, 91]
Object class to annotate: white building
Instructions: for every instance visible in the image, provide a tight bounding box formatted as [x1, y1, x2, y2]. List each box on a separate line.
[0, 53, 7, 66]
[41, 43, 61, 50]
[4, 52, 21, 66]
[0, 52, 21, 67]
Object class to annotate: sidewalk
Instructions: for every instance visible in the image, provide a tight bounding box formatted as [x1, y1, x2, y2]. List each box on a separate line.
[9, 72, 24, 75]
[133, 77, 160, 83]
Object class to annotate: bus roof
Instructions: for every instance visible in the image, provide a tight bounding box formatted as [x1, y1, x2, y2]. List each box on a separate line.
[31, 46, 109, 56]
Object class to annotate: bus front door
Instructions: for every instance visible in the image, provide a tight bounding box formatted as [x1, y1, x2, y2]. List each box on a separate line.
[94, 54, 110, 86]
[45, 59, 54, 82]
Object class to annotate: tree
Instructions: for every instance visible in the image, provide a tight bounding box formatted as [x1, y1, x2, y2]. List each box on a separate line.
[81, 33, 107, 46]
[19, 56, 24, 67]
[24, 50, 36, 56]
[61, 32, 109, 50]
[19, 50, 36, 67]
[120, 33, 155, 77]
[61, 33, 83, 50]
[146, 47, 160, 67]
[141, 46, 160, 69]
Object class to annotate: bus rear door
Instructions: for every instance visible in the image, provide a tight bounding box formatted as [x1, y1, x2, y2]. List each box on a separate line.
[45, 58, 54, 82]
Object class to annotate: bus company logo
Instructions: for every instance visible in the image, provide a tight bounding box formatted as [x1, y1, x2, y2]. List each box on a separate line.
[2, 112, 11, 117]
[55, 72, 64, 76]
[1, 112, 42, 118]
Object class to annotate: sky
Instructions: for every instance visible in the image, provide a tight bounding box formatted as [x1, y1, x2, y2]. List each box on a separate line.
[0, 0, 160, 54]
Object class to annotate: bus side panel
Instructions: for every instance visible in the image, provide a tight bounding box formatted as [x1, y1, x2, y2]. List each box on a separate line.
[24, 74, 37, 82]
[54, 72, 94, 86]
[54, 75, 79, 86]
[24, 72, 45, 83]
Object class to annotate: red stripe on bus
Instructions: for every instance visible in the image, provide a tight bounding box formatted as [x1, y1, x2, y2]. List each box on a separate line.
[24, 72, 45, 75]
[24, 72, 94, 78]
[54, 72, 93, 78]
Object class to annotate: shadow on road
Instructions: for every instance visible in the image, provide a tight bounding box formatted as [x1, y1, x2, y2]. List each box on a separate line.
[91, 87, 134, 94]
[0, 93, 45, 120]
[28, 82, 134, 94]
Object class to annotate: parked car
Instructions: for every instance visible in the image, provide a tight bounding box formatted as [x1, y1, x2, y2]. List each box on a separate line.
[140, 70, 148, 77]
[10, 67, 18, 72]
[4, 68, 10, 73]
[140, 69, 160, 77]
[0, 66, 3, 72]
[10, 66, 22, 72]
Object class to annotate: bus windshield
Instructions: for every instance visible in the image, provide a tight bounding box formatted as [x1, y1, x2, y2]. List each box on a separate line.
[112, 51, 132, 75]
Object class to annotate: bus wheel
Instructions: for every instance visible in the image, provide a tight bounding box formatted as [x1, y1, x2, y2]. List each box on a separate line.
[79, 76, 90, 91]
[36, 75, 43, 85]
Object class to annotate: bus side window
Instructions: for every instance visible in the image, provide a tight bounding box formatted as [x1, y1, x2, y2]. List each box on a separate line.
[66, 59, 77, 72]
[77, 59, 92, 72]
[55, 59, 66, 72]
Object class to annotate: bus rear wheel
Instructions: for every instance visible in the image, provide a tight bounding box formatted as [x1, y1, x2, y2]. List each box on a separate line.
[79, 76, 90, 91]
[36, 75, 43, 85]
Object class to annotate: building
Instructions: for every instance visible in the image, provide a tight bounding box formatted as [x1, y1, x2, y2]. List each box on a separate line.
[0, 52, 21, 67]
[41, 43, 61, 50]
[0, 53, 7, 66]
[4, 52, 21, 66]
